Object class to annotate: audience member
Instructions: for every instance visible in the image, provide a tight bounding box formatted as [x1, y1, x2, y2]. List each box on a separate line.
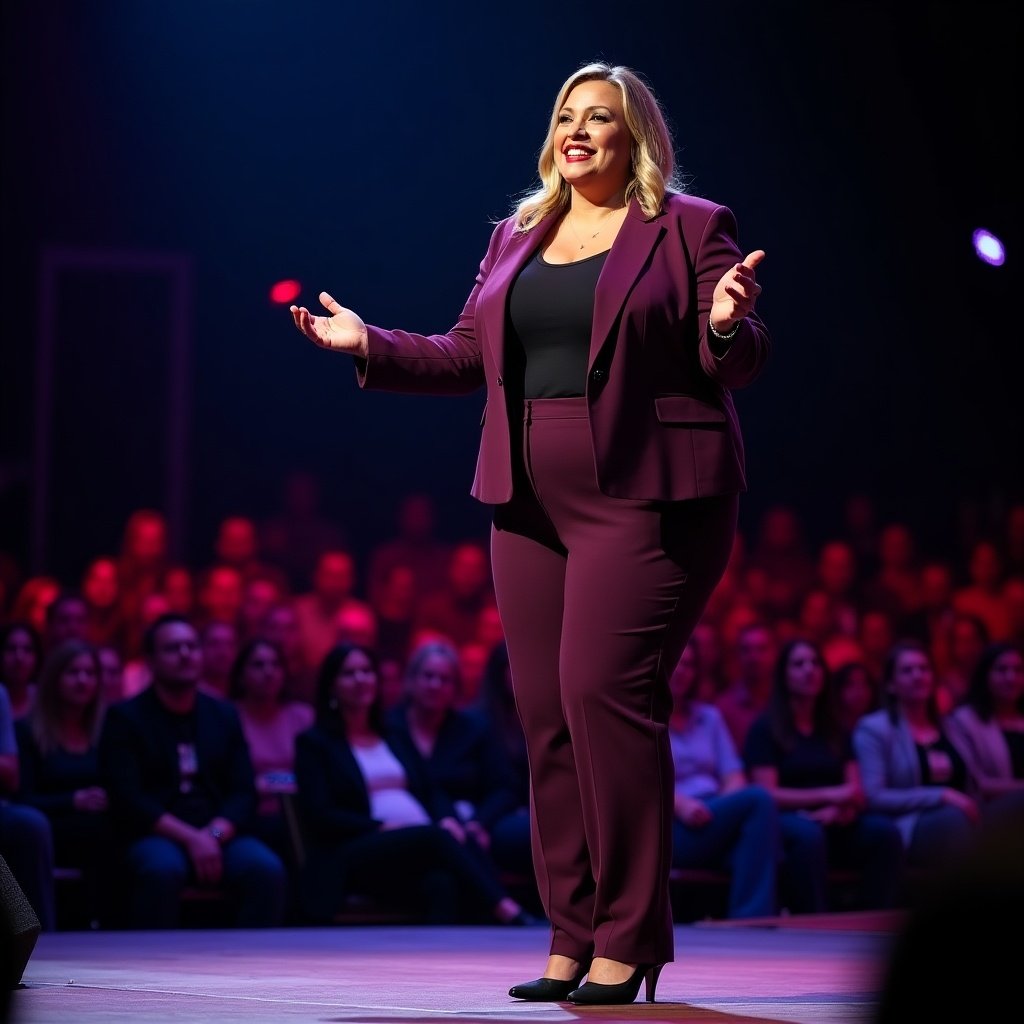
[258, 469, 349, 591]
[934, 611, 989, 714]
[294, 549, 370, 672]
[9, 577, 61, 639]
[745, 504, 816, 621]
[413, 541, 497, 649]
[211, 515, 284, 588]
[368, 562, 417, 666]
[99, 613, 287, 928]
[688, 621, 725, 702]
[0, 685, 55, 931]
[42, 592, 90, 655]
[197, 620, 239, 700]
[815, 540, 862, 637]
[261, 600, 314, 704]
[473, 640, 532, 879]
[945, 642, 1024, 823]
[1, 623, 42, 721]
[116, 509, 170, 640]
[80, 556, 129, 652]
[385, 641, 522, 886]
[195, 564, 245, 630]
[293, 642, 532, 926]
[238, 572, 289, 644]
[230, 637, 314, 867]
[667, 640, 780, 919]
[15, 639, 112, 927]
[95, 644, 125, 704]
[716, 622, 777, 750]
[366, 491, 452, 603]
[853, 639, 980, 877]
[744, 639, 904, 913]
[334, 601, 380, 650]
[865, 523, 921, 618]
[830, 660, 880, 739]
[952, 539, 1012, 642]
[857, 608, 896, 684]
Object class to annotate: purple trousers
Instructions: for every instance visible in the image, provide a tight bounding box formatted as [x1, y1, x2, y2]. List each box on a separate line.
[491, 397, 737, 965]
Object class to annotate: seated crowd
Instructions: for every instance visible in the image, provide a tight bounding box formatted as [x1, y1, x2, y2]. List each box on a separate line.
[1, 487, 1023, 931]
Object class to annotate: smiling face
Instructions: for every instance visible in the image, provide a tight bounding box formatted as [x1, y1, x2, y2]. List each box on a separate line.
[553, 79, 632, 195]
[240, 642, 285, 702]
[407, 650, 459, 714]
[784, 642, 825, 699]
[333, 647, 378, 715]
[889, 648, 934, 705]
[988, 649, 1023, 706]
[58, 652, 99, 712]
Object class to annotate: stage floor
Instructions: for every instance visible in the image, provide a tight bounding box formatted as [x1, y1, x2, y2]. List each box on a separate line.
[7, 911, 904, 1024]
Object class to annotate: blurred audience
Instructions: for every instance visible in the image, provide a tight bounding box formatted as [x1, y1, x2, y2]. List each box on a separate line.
[853, 639, 980, 877]
[15, 639, 113, 927]
[3, 489, 1022, 931]
[744, 639, 904, 913]
[99, 614, 287, 929]
[668, 640, 780, 919]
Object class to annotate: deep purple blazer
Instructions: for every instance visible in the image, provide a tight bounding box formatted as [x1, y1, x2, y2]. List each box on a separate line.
[358, 192, 770, 505]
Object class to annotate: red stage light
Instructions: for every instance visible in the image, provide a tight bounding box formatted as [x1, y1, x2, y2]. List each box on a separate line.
[269, 279, 302, 304]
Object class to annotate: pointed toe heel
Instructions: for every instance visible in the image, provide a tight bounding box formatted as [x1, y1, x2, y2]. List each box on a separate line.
[567, 962, 666, 1005]
[509, 962, 590, 1002]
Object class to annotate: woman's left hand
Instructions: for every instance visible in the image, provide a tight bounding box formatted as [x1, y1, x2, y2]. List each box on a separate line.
[709, 249, 765, 334]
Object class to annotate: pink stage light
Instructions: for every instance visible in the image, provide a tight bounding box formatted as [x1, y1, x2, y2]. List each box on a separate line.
[270, 279, 302, 304]
[972, 229, 1005, 267]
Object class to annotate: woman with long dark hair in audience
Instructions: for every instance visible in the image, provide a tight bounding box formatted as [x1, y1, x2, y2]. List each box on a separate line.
[293, 641, 534, 925]
[1, 621, 43, 720]
[15, 639, 113, 927]
[230, 637, 314, 869]
[853, 639, 980, 874]
[744, 638, 904, 913]
[945, 641, 1024, 823]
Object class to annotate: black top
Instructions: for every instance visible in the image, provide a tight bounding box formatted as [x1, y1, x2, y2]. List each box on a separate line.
[743, 714, 853, 788]
[914, 733, 969, 791]
[384, 704, 519, 829]
[293, 721, 456, 844]
[98, 686, 257, 838]
[15, 718, 101, 817]
[508, 249, 608, 398]
[1004, 728, 1024, 779]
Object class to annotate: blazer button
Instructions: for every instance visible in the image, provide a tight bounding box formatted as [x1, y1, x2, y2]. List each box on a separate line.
[591, 368, 606, 382]
[496, 376, 504, 387]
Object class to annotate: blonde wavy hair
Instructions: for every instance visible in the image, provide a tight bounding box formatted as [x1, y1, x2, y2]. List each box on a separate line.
[510, 62, 686, 232]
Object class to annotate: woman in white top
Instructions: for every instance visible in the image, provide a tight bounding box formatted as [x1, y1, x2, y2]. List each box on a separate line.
[293, 641, 533, 925]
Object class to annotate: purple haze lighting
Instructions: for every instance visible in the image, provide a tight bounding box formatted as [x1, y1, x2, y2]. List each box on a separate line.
[972, 228, 1005, 267]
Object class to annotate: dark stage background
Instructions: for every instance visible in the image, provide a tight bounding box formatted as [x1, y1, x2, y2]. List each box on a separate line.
[2, 0, 1021, 584]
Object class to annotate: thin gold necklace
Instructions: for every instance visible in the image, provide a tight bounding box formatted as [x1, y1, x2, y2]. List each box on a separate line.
[567, 207, 622, 250]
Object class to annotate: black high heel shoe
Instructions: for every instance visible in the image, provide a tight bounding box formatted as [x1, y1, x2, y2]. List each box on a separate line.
[567, 962, 664, 1004]
[508, 961, 590, 1002]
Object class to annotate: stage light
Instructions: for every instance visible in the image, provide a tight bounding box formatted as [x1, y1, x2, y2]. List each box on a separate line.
[270, 279, 302, 304]
[972, 229, 1005, 267]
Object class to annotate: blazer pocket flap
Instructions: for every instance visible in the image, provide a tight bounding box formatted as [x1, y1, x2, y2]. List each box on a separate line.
[655, 395, 727, 424]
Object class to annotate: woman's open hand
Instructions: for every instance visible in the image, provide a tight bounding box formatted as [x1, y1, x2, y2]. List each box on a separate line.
[290, 291, 369, 359]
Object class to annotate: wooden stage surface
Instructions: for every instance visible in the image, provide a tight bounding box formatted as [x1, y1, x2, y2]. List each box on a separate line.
[8, 911, 907, 1024]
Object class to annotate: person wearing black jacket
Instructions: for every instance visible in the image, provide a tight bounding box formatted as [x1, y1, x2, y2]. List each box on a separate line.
[293, 641, 532, 925]
[98, 613, 286, 928]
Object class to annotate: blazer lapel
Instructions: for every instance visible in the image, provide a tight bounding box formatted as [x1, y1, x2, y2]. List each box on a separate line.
[590, 199, 666, 369]
[481, 212, 557, 370]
